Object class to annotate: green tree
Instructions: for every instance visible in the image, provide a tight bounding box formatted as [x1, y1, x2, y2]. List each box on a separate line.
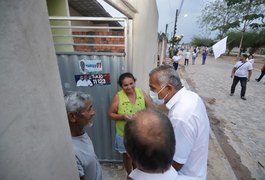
[227, 29, 265, 54]
[199, 0, 265, 56]
[226, 32, 241, 54]
[248, 29, 265, 53]
[225, 0, 265, 56]
[198, 0, 239, 38]
[191, 37, 215, 47]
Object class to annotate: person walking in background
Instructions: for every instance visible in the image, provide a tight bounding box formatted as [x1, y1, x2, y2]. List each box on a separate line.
[192, 49, 197, 65]
[108, 72, 153, 175]
[149, 65, 210, 179]
[124, 109, 200, 180]
[172, 52, 182, 70]
[184, 49, 191, 66]
[255, 63, 265, 83]
[64, 92, 102, 180]
[196, 47, 200, 55]
[202, 49, 208, 65]
[230, 54, 253, 100]
[247, 54, 255, 65]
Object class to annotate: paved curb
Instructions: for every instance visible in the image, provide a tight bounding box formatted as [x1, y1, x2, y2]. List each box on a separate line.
[180, 72, 237, 180]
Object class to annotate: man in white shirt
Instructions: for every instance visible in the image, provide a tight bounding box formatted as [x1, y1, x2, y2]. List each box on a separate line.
[172, 52, 182, 70]
[84, 75, 93, 87]
[124, 109, 200, 180]
[230, 54, 253, 100]
[149, 65, 210, 180]
[184, 50, 191, 66]
[77, 75, 88, 87]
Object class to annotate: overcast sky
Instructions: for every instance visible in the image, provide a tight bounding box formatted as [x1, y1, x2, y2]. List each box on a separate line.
[157, 0, 211, 42]
[98, 0, 215, 43]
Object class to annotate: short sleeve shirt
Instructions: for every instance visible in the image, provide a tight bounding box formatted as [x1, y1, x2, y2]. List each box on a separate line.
[72, 133, 102, 180]
[234, 61, 253, 77]
[166, 87, 209, 180]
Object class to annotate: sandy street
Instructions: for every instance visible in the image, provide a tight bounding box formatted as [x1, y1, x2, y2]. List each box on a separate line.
[181, 54, 265, 180]
[102, 54, 265, 179]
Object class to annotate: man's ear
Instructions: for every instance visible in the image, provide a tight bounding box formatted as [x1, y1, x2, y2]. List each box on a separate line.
[166, 83, 174, 91]
[67, 112, 77, 123]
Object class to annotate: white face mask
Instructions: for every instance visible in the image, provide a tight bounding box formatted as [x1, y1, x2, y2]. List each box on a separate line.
[88, 121, 93, 127]
[149, 85, 167, 105]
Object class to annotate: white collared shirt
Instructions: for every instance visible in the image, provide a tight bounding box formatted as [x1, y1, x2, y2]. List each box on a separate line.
[129, 166, 200, 180]
[166, 87, 209, 180]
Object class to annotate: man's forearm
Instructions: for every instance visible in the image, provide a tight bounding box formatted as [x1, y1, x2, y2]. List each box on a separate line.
[248, 70, 252, 80]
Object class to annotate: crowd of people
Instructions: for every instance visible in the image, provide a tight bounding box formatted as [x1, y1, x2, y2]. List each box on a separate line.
[66, 49, 265, 180]
[64, 64, 212, 180]
[171, 46, 263, 100]
[171, 46, 209, 68]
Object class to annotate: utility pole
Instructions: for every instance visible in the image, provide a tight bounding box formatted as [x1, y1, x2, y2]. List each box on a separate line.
[165, 24, 168, 38]
[173, 9, 178, 43]
[170, 9, 178, 57]
[169, 0, 184, 57]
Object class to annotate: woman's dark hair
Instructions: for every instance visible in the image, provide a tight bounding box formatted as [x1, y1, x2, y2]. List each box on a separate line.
[118, 72, 136, 87]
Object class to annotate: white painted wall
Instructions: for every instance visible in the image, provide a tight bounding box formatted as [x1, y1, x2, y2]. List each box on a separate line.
[130, 1, 159, 92]
[0, 0, 78, 179]
[105, 0, 159, 92]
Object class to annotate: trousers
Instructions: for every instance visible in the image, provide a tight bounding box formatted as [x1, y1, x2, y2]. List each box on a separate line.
[230, 76, 247, 97]
[256, 70, 265, 81]
[173, 62, 179, 70]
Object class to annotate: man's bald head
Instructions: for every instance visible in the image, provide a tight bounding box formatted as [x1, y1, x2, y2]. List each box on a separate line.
[124, 109, 175, 172]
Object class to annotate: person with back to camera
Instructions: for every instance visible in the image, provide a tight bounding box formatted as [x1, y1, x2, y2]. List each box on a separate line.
[64, 91, 102, 180]
[230, 54, 253, 100]
[149, 65, 210, 180]
[124, 109, 201, 180]
[184, 49, 191, 66]
[108, 72, 153, 175]
[172, 51, 182, 70]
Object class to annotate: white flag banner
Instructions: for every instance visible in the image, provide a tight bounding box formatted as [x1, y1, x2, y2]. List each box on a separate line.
[212, 36, 228, 59]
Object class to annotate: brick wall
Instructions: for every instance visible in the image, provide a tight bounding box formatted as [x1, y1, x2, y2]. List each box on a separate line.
[73, 31, 124, 53]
